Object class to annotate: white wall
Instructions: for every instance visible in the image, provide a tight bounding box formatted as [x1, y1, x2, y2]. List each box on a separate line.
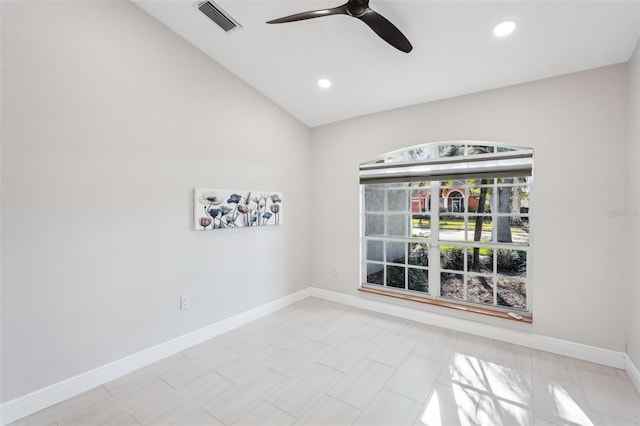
[0, 1, 311, 403]
[311, 64, 630, 352]
[627, 40, 640, 370]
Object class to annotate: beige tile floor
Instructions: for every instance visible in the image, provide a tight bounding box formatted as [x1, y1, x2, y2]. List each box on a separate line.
[11, 297, 640, 426]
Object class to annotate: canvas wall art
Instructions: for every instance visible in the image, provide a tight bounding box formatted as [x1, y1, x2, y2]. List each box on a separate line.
[194, 188, 283, 230]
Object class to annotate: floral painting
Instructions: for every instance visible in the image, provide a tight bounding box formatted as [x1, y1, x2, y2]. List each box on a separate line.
[194, 188, 283, 230]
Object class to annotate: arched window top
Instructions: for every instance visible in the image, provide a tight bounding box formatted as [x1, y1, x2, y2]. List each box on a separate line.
[362, 141, 533, 166]
[360, 141, 533, 184]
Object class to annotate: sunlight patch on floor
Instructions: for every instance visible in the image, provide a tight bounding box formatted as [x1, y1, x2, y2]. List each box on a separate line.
[549, 383, 594, 426]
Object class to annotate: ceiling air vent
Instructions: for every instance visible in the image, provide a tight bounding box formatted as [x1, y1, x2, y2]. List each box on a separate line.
[195, 1, 241, 33]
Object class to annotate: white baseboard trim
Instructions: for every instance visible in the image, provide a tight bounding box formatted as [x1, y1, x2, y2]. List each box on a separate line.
[2, 286, 637, 425]
[626, 354, 640, 395]
[0, 288, 311, 426]
[310, 287, 628, 371]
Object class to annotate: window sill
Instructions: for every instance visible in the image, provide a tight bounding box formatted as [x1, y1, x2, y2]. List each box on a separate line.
[358, 286, 533, 324]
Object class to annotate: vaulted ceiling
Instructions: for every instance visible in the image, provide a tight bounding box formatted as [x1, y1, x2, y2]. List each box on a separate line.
[133, 1, 640, 127]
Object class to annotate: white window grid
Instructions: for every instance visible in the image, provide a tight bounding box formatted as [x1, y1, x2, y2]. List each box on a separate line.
[361, 177, 532, 313]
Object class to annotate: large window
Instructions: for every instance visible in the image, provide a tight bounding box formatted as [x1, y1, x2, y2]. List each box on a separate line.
[360, 142, 533, 316]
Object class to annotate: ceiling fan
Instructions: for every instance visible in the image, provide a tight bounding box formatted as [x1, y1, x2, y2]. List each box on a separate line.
[266, 0, 413, 53]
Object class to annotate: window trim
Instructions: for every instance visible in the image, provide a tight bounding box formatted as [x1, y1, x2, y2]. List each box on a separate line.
[358, 286, 533, 323]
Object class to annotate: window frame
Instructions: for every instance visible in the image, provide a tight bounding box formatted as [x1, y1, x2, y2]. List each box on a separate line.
[359, 141, 533, 321]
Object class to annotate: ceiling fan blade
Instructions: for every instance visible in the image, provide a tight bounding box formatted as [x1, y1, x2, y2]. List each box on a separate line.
[266, 0, 413, 53]
[357, 8, 412, 53]
[267, 4, 348, 24]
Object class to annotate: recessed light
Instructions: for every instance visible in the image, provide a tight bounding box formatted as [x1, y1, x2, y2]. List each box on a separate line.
[493, 20, 516, 37]
[317, 78, 331, 89]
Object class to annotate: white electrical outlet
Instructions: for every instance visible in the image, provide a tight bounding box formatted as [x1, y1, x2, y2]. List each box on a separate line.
[180, 296, 190, 310]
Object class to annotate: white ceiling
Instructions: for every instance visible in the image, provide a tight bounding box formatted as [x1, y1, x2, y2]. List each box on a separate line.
[133, 1, 640, 127]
